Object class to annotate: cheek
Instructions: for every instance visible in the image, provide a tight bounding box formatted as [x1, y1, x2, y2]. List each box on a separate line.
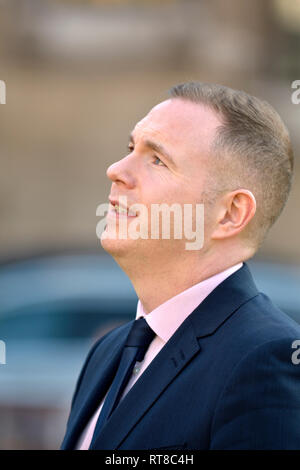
[141, 168, 200, 208]
[145, 173, 185, 201]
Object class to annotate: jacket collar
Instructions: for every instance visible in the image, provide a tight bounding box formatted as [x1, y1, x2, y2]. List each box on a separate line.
[189, 262, 259, 338]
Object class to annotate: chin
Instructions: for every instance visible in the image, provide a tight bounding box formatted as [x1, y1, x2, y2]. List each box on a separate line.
[100, 232, 137, 258]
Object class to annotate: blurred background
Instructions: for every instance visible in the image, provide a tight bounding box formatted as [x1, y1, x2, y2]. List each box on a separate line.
[0, 0, 300, 450]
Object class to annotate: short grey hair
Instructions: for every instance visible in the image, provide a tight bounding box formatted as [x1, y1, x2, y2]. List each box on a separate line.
[169, 81, 294, 248]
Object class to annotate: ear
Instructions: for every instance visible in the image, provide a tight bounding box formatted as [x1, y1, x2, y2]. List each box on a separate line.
[211, 189, 256, 240]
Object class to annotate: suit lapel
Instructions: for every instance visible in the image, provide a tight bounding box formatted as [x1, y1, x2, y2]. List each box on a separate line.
[62, 322, 133, 449]
[90, 314, 200, 449]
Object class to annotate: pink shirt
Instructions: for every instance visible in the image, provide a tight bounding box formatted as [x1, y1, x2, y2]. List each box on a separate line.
[77, 262, 243, 449]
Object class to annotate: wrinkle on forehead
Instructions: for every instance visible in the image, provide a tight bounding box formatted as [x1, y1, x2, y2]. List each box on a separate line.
[133, 98, 222, 163]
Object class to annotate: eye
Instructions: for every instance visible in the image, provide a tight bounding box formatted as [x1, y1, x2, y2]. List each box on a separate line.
[127, 145, 165, 167]
[153, 156, 166, 167]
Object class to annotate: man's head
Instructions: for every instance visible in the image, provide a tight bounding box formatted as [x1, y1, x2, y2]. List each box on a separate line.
[101, 82, 293, 272]
[169, 82, 294, 249]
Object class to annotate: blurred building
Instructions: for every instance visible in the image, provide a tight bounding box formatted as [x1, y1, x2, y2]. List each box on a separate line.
[1, 0, 300, 451]
[0, 0, 299, 262]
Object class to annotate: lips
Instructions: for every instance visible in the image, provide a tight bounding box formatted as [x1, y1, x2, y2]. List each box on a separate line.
[108, 198, 138, 216]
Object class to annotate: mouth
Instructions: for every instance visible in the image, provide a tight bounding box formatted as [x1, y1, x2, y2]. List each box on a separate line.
[108, 199, 138, 218]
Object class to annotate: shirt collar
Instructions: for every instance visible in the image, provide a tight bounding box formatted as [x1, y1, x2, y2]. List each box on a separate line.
[136, 262, 243, 343]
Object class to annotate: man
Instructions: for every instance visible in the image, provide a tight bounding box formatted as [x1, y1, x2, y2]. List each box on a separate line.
[61, 82, 300, 450]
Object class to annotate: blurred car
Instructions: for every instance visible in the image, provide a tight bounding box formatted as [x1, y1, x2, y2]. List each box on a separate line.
[247, 259, 300, 325]
[0, 252, 299, 449]
[0, 252, 137, 449]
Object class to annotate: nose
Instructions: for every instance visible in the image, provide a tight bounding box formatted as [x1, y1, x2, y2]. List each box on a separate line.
[106, 154, 136, 188]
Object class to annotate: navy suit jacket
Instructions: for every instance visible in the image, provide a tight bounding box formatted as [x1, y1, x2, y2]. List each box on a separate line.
[61, 263, 300, 450]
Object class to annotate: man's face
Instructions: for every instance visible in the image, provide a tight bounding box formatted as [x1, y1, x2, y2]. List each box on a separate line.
[101, 98, 222, 262]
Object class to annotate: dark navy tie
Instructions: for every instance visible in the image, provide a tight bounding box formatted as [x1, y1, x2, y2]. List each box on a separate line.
[89, 317, 156, 448]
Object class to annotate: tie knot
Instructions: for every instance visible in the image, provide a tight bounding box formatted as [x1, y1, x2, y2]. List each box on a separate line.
[125, 317, 156, 361]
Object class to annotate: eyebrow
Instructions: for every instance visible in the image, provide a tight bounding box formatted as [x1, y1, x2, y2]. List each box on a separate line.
[129, 133, 176, 167]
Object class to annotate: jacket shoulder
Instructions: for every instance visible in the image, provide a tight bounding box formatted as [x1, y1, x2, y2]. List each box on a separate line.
[210, 332, 300, 449]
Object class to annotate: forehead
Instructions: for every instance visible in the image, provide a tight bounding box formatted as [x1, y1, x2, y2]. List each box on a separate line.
[132, 98, 222, 162]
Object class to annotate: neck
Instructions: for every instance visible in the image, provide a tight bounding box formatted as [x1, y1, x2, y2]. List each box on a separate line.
[114, 244, 246, 314]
